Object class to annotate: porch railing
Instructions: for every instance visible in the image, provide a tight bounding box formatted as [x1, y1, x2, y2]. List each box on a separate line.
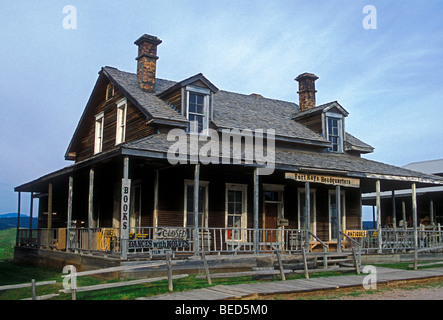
[17, 227, 443, 256]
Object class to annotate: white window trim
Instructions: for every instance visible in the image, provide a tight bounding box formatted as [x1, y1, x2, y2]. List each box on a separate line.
[116, 98, 127, 145]
[225, 183, 248, 242]
[328, 190, 346, 241]
[183, 180, 209, 228]
[186, 86, 210, 135]
[325, 112, 344, 153]
[94, 112, 104, 154]
[297, 187, 317, 236]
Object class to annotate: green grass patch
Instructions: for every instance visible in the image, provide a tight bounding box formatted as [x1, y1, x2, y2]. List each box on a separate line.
[0, 228, 16, 260]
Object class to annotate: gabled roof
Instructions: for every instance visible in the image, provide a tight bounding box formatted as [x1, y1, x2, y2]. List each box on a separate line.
[157, 73, 219, 98]
[403, 159, 443, 176]
[293, 101, 349, 120]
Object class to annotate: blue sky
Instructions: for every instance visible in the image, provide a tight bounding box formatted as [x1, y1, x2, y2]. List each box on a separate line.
[1, 0, 443, 218]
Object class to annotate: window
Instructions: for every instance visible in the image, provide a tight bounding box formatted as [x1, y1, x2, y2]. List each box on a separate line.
[328, 190, 346, 241]
[297, 188, 316, 235]
[184, 180, 209, 228]
[116, 99, 127, 145]
[106, 84, 114, 101]
[186, 86, 210, 134]
[94, 112, 104, 154]
[326, 115, 343, 152]
[226, 184, 247, 241]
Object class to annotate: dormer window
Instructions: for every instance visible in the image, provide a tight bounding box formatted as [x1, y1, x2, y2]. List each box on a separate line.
[186, 86, 210, 134]
[116, 98, 127, 145]
[326, 114, 343, 153]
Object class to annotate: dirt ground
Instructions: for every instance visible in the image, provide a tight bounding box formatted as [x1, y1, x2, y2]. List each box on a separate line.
[255, 277, 443, 300]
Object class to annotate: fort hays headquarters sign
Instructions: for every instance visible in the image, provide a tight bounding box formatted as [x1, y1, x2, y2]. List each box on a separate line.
[285, 172, 360, 188]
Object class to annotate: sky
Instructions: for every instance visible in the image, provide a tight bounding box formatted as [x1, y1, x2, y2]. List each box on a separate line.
[1, 0, 443, 218]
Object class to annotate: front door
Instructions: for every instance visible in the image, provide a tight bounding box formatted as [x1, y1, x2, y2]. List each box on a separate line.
[265, 203, 279, 243]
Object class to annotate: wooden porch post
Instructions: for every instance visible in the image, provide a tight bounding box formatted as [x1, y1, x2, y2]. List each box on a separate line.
[67, 176, 73, 250]
[376, 180, 382, 253]
[336, 185, 342, 253]
[193, 164, 200, 256]
[153, 170, 159, 238]
[47, 183, 53, 248]
[392, 191, 397, 230]
[430, 199, 435, 226]
[305, 182, 311, 248]
[253, 168, 259, 254]
[412, 183, 418, 270]
[15, 192, 21, 246]
[402, 201, 407, 230]
[88, 168, 94, 251]
[28, 192, 34, 243]
[121, 156, 130, 260]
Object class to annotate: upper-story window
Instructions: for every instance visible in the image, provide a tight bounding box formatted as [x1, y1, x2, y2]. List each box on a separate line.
[106, 84, 114, 101]
[186, 86, 210, 134]
[116, 98, 127, 145]
[94, 112, 104, 154]
[326, 114, 343, 153]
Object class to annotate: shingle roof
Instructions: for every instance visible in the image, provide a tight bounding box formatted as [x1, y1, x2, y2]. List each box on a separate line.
[122, 132, 443, 187]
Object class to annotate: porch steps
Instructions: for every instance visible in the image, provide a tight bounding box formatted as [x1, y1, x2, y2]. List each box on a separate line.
[309, 252, 359, 270]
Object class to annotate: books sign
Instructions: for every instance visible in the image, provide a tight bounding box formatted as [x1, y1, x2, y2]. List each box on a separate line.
[285, 172, 360, 188]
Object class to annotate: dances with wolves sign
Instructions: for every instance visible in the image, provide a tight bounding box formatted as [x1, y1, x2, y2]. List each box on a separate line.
[129, 228, 189, 249]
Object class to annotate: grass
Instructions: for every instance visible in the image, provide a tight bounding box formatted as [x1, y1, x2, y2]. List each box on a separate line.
[0, 228, 16, 260]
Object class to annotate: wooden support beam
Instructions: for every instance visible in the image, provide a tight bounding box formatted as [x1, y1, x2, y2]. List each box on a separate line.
[47, 183, 53, 248]
[67, 176, 73, 250]
[16, 192, 21, 246]
[88, 168, 94, 251]
[376, 180, 382, 253]
[193, 164, 200, 256]
[392, 190, 397, 230]
[305, 182, 311, 247]
[336, 185, 342, 253]
[412, 183, 418, 270]
[121, 156, 130, 261]
[253, 168, 259, 254]
[153, 170, 159, 231]
[430, 199, 435, 226]
[402, 200, 407, 230]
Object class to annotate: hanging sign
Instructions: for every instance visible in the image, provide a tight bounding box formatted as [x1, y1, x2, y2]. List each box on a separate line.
[344, 230, 367, 238]
[121, 179, 131, 240]
[285, 172, 360, 188]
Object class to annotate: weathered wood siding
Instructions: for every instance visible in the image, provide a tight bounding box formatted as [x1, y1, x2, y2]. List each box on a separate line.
[75, 82, 156, 163]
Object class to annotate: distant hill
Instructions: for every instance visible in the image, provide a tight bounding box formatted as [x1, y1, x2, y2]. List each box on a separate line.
[0, 213, 38, 230]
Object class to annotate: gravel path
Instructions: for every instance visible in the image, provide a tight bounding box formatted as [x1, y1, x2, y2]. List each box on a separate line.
[341, 286, 443, 300]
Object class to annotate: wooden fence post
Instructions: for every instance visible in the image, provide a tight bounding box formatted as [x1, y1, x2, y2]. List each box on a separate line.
[275, 250, 286, 281]
[302, 247, 309, 279]
[201, 251, 212, 285]
[166, 251, 173, 292]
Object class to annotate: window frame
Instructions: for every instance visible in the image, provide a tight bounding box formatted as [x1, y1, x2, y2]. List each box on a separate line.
[186, 86, 210, 134]
[325, 112, 344, 153]
[297, 187, 317, 236]
[106, 84, 114, 101]
[115, 98, 127, 145]
[225, 183, 248, 242]
[94, 112, 104, 154]
[183, 180, 209, 228]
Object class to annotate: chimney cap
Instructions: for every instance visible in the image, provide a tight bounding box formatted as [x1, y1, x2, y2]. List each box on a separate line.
[295, 73, 319, 82]
[134, 34, 162, 46]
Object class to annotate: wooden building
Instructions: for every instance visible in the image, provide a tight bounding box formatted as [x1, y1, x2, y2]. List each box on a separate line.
[14, 34, 443, 262]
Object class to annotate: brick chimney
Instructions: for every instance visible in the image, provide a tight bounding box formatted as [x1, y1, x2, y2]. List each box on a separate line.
[134, 34, 162, 92]
[295, 73, 319, 112]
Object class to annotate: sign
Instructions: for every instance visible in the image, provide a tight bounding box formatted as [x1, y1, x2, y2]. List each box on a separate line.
[277, 219, 289, 227]
[156, 228, 188, 240]
[129, 239, 189, 249]
[344, 230, 367, 238]
[285, 172, 360, 188]
[120, 179, 131, 240]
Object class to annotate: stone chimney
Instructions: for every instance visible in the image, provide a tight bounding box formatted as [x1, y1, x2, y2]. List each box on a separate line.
[134, 34, 162, 92]
[295, 73, 319, 112]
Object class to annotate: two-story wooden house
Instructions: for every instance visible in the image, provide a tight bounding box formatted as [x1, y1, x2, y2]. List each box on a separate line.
[14, 34, 443, 265]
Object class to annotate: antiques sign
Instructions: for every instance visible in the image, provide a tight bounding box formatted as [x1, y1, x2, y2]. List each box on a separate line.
[344, 230, 367, 238]
[285, 172, 360, 188]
